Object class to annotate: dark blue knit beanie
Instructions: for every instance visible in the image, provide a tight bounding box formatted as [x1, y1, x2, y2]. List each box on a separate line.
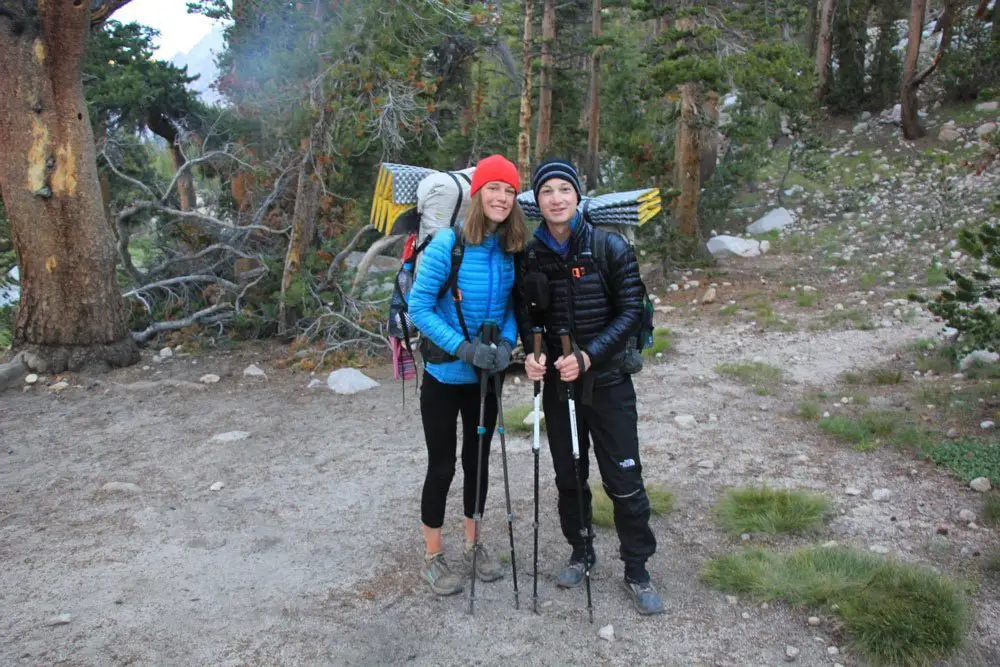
[532, 158, 582, 203]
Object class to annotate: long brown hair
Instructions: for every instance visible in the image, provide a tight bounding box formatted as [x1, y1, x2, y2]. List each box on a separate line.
[462, 191, 527, 253]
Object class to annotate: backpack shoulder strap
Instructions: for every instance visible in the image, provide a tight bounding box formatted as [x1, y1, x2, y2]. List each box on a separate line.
[445, 172, 467, 228]
[435, 228, 472, 343]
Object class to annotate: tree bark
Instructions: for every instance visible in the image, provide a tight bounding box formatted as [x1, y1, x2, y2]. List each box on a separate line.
[699, 91, 719, 184]
[584, 0, 601, 192]
[0, 1, 139, 372]
[805, 0, 820, 57]
[815, 0, 836, 99]
[534, 0, 555, 161]
[517, 0, 534, 187]
[901, 0, 928, 139]
[913, 0, 957, 89]
[673, 82, 701, 237]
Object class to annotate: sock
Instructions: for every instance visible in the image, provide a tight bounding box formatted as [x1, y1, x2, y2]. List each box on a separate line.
[624, 563, 649, 584]
[425, 551, 442, 563]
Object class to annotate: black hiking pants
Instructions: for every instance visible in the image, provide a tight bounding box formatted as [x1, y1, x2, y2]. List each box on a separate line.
[542, 375, 656, 571]
[420, 373, 498, 528]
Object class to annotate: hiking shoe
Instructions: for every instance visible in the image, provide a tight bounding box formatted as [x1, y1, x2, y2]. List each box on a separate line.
[556, 552, 596, 589]
[422, 553, 464, 596]
[463, 543, 504, 582]
[623, 577, 665, 615]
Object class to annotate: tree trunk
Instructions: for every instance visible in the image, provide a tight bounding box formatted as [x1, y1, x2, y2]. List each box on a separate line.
[278, 0, 327, 333]
[901, 0, 928, 139]
[168, 144, 197, 212]
[806, 0, 820, 57]
[992, 0, 999, 44]
[815, 0, 836, 99]
[534, 0, 555, 161]
[699, 91, 720, 184]
[673, 82, 701, 237]
[517, 0, 534, 186]
[0, 2, 139, 372]
[584, 0, 601, 192]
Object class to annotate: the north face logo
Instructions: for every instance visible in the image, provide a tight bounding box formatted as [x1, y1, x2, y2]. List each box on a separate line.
[619, 458, 636, 469]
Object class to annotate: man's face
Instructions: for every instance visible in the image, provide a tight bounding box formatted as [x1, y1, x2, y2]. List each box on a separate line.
[536, 178, 578, 226]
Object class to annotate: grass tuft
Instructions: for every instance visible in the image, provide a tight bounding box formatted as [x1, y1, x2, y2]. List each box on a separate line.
[703, 547, 967, 666]
[503, 403, 545, 435]
[713, 486, 830, 535]
[818, 411, 901, 450]
[643, 327, 673, 358]
[982, 496, 1000, 527]
[796, 400, 820, 420]
[715, 361, 783, 388]
[592, 484, 673, 528]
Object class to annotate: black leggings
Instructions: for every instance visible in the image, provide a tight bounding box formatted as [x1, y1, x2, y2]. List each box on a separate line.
[420, 373, 498, 528]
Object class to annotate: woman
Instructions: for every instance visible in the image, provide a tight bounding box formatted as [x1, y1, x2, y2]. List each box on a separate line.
[408, 154, 526, 596]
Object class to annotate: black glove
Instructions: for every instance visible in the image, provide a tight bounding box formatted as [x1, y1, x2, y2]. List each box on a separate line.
[457, 341, 498, 370]
[492, 340, 513, 373]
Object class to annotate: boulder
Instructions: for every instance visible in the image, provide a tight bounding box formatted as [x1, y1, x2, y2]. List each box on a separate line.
[746, 208, 796, 235]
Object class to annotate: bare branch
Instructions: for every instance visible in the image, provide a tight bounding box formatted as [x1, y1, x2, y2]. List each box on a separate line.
[124, 274, 239, 298]
[117, 201, 290, 236]
[325, 224, 375, 285]
[350, 234, 403, 293]
[131, 303, 233, 343]
[161, 150, 253, 205]
[101, 150, 160, 199]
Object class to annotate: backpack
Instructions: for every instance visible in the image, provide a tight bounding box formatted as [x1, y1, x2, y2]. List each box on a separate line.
[387, 172, 472, 381]
[590, 227, 656, 373]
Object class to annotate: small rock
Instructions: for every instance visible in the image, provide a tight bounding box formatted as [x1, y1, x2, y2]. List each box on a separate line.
[307, 379, 325, 389]
[822, 540, 839, 548]
[211, 431, 251, 443]
[326, 368, 379, 394]
[808, 616, 821, 627]
[598, 624, 615, 642]
[101, 482, 141, 493]
[938, 127, 961, 142]
[24, 374, 38, 385]
[726, 595, 739, 606]
[697, 459, 715, 469]
[958, 509, 976, 523]
[46, 614, 73, 626]
[827, 646, 840, 656]
[243, 364, 266, 378]
[741, 611, 751, 619]
[209, 481, 225, 492]
[159, 347, 173, 359]
[50, 380, 69, 391]
[981, 420, 995, 430]
[785, 645, 800, 661]
[970, 477, 992, 492]
[946, 427, 960, 439]
[199, 374, 221, 385]
[740, 533, 751, 541]
[675, 414, 697, 430]
[845, 487, 861, 496]
[701, 286, 717, 304]
[872, 488, 891, 502]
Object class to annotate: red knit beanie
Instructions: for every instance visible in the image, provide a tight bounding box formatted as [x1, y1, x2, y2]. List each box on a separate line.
[469, 154, 520, 196]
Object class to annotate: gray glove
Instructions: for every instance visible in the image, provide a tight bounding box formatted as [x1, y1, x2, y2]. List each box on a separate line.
[492, 340, 514, 373]
[457, 341, 498, 370]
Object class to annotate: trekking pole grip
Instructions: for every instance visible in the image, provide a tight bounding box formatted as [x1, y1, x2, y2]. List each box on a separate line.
[532, 329, 542, 362]
[560, 334, 572, 358]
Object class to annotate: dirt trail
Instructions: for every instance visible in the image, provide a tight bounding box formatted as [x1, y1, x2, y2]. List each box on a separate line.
[2, 301, 997, 666]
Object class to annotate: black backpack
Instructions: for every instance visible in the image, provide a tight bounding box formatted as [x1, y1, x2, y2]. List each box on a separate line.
[590, 228, 656, 357]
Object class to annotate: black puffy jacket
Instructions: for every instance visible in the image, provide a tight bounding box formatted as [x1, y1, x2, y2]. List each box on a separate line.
[517, 218, 643, 389]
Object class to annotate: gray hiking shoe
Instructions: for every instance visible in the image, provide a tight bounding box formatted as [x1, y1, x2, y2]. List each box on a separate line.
[463, 543, 504, 582]
[422, 553, 464, 596]
[623, 577, 665, 615]
[556, 552, 596, 589]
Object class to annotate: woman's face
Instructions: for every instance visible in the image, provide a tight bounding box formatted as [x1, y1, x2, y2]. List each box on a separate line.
[536, 178, 578, 225]
[481, 181, 517, 224]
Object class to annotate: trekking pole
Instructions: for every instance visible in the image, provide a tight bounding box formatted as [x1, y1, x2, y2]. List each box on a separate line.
[492, 352, 520, 610]
[469, 321, 503, 615]
[531, 328, 543, 614]
[560, 331, 594, 624]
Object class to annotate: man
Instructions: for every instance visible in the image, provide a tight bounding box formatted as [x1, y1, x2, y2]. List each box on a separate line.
[518, 159, 663, 615]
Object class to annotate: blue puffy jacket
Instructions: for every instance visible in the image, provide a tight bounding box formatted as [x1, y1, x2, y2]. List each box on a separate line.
[408, 228, 518, 385]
